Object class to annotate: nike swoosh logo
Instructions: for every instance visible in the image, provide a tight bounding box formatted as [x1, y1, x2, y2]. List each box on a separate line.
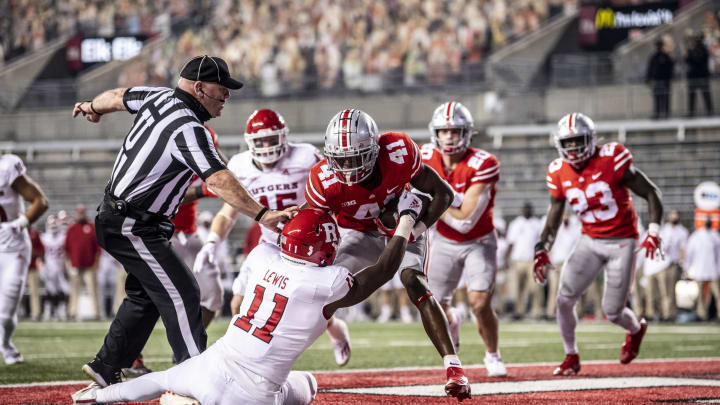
[387, 185, 399, 194]
[455, 183, 464, 188]
[592, 172, 601, 180]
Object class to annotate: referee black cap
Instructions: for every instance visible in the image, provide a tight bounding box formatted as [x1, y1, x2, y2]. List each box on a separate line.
[180, 55, 243, 90]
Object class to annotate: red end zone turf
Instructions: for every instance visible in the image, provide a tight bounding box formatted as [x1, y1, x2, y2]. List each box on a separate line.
[2, 359, 719, 404]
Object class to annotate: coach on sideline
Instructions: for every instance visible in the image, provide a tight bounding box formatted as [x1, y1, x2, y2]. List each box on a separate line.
[71, 55, 296, 387]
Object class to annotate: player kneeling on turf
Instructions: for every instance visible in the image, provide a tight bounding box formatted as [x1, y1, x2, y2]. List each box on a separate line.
[72, 191, 430, 405]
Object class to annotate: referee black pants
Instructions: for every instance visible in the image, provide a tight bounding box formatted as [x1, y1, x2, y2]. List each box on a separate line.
[94, 210, 207, 368]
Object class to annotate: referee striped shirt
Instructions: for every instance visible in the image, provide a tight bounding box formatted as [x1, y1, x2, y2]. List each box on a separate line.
[108, 86, 226, 217]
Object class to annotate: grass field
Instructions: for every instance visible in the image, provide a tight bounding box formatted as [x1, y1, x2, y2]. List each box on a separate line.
[2, 318, 719, 385]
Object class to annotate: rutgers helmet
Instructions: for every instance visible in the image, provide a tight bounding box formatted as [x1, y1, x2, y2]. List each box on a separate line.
[555, 112, 597, 167]
[324, 109, 379, 185]
[429, 101, 475, 155]
[46, 214, 59, 233]
[280, 208, 341, 267]
[245, 109, 289, 164]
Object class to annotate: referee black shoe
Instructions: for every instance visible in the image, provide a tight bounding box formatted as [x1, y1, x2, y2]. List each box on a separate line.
[82, 357, 122, 387]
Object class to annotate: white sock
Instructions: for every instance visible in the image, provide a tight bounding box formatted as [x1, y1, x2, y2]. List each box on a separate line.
[443, 355, 462, 369]
[485, 350, 501, 360]
[326, 317, 349, 343]
[557, 295, 579, 355]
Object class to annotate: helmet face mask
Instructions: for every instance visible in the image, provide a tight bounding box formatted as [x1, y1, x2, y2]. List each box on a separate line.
[555, 113, 597, 167]
[245, 109, 289, 165]
[324, 109, 380, 185]
[429, 102, 474, 155]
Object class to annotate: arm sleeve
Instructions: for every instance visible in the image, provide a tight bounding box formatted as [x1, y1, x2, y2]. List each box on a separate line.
[122, 87, 172, 114]
[469, 154, 499, 186]
[173, 125, 227, 180]
[612, 143, 634, 179]
[304, 166, 329, 209]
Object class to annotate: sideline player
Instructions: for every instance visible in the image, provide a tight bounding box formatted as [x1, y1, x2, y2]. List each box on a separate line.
[72, 198, 433, 404]
[534, 113, 663, 376]
[304, 109, 470, 399]
[39, 215, 70, 321]
[195, 109, 352, 366]
[0, 154, 49, 364]
[421, 101, 506, 377]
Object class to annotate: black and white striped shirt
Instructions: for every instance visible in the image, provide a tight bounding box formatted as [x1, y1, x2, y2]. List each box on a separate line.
[107, 86, 226, 217]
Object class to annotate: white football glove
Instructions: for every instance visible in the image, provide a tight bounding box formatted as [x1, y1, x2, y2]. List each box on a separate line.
[0, 215, 29, 234]
[397, 190, 423, 220]
[193, 241, 218, 274]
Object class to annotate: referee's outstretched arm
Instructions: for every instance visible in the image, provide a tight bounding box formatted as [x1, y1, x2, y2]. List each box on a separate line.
[73, 87, 295, 232]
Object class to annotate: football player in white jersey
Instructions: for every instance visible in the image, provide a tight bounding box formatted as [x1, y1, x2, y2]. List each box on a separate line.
[194, 109, 351, 367]
[0, 154, 48, 364]
[72, 196, 425, 405]
[39, 215, 70, 321]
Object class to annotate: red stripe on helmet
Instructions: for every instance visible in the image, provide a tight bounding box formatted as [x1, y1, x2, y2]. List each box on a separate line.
[340, 109, 352, 148]
[568, 113, 574, 133]
[445, 102, 453, 124]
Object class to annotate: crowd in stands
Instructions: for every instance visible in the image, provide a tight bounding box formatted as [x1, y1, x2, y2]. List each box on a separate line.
[0, 0, 208, 68]
[117, 0, 576, 95]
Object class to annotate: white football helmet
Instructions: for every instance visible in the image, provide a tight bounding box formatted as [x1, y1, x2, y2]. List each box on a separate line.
[555, 112, 597, 167]
[324, 109, 379, 185]
[46, 215, 59, 234]
[244, 109, 289, 165]
[429, 101, 475, 155]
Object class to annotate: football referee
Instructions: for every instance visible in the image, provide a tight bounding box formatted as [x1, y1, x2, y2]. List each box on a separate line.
[72, 55, 296, 387]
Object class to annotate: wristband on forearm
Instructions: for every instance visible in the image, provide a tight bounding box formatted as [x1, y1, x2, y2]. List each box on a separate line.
[255, 207, 269, 222]
[89, 101, 102, 115]
[534, 241, 549, 253]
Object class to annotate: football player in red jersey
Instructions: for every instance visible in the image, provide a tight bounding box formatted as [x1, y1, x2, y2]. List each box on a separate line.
[305, 109, 471, 401]
[534, 113, 663, 376]
[421, 102, 506, 377]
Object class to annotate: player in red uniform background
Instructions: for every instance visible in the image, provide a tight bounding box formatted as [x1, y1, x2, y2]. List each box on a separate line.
[305, 109, 471, 401]
[534, 112, 663, 376]
[421, 101, 506, 377]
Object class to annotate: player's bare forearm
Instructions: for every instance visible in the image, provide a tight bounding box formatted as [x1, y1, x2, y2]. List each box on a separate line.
[444, 183, 487, 220]
[12, 175, 48, 223]
[206, 169, 265, 220]
[325, 216, 414, 313]
[623, 165, 663, 224]
[410, 164, 452, 227]
[538, 195, 565, 251]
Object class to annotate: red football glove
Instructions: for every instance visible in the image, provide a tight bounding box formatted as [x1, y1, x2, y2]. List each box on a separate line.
[639, 234, 663, 260]
[533, 249, 552, 284]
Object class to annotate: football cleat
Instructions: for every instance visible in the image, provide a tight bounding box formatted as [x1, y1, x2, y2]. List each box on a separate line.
[1, 345, 24, 365]
[620, 318, 648, 364]
[122, 355, 152, 379]
[553, 353, 580, 376]
[484, 353, 508, 377]
[159, 391, 200, 405]
[444, 366, 471, 402]
[82, 358, 122, 387]
[71, 382, 100, 404]
[333, 340, 351, 367]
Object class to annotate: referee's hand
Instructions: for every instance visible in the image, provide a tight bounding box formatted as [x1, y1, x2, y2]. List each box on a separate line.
[73, 101, 102, 123]
[260, 206, 299, 233]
